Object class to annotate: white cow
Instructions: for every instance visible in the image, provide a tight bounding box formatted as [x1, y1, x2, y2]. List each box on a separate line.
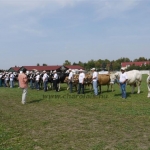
[113, 70, 142, 94]
[147, 74, 150, 98]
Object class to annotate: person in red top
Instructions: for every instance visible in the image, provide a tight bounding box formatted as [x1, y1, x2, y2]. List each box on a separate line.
[18, 68, 28, 104]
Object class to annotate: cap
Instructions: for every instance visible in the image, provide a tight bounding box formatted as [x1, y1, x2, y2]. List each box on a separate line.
[121, 67, 125, 71]
[91, 68, 95, 71]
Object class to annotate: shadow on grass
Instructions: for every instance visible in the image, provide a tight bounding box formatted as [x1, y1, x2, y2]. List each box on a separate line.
[28, 99, 43, 103]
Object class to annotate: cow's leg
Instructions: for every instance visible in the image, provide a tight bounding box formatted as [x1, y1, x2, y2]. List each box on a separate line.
[107, 84, 109, 91]
[131, 85, 135, 94]
[137, 85, 140, 94]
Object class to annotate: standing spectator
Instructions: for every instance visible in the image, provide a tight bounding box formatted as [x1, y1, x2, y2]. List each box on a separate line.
[18, 68, 28, 104]
[53, 70, 58, 92]
[78, 69, 85, 94]
[5, 72, 9, 87]
[0, 72, 2, 87]
[10, 72, 14, 88]
[43, 71, 48, 92]
[119, 68, 128, 99]
[35, 72, 40, 90]
[91, 68, 98, 96]
[68, 69, 74, 93]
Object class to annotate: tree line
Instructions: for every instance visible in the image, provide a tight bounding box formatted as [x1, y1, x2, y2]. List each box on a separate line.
[36, 57, 150, 71]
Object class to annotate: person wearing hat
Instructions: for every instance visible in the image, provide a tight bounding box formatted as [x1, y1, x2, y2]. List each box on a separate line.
[91, 68, 98, 96]
[18, 68, 28, 104]
[78, 69, 85, 94]
[9, 72, 14, 88]
[119, 67, 128, 99]
[43, 71, 48, 92]
[68, 69, 74, 93]
[35, 72, 40, 90]
[53, 70, 59, 92]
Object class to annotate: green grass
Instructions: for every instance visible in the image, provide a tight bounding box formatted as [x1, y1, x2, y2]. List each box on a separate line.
[0, 74, 150, 150]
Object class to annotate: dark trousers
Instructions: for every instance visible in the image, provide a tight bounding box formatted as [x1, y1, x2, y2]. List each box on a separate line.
[53, 80, 58, 91]
[78, 83, 84, 94]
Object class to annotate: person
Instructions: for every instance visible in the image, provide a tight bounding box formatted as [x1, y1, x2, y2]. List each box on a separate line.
[53, 70, 58, 92]
[42, 70, 48, 92]
[18, 68, 28, 104]
[9, 72, 14, 88]
[91, 68, 98, 96]
[78, 69, 85, 94]
[119, 67, 128, 99]
[68, 69, 74, 93]
[35, 72, 40, 90]
[0, 72, 2, 87]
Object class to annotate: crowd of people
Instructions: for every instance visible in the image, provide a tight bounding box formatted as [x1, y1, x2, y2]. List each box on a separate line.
[0, 67, 130, 104]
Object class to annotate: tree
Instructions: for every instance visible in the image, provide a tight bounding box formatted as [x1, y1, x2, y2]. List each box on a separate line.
[133, 57, 147, 62]
[37, 63, 40, 66]
[43, 64, 47, 66]
[63, 60, 71, 66]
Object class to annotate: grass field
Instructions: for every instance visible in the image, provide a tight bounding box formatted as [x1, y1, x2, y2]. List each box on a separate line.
[0, 74, 150, 150]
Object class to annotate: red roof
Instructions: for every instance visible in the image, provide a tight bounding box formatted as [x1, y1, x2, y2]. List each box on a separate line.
[12, 67, 20, 72]
[21, 66, 62, 71]
[121, 61, 150, 67]
[65, 65, 84, 70]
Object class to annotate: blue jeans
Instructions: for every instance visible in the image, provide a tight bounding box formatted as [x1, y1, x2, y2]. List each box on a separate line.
[36, 81, 40, 90]
[93, 81, 98, 95]
[44, 81, 48, 92]
[30, 80, 34, 89]
[78, 83, 84, 94]
[120, 83, 126, 98]
[10, 80, 14, 88]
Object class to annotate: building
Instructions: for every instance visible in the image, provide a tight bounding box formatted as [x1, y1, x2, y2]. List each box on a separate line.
[121, 61, 150, 69]
[7, 67, 20, 72]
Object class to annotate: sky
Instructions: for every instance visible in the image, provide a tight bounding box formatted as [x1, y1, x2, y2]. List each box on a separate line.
[0, 0, 150, 69]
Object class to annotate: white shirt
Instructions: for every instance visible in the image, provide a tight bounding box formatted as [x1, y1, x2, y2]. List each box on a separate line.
[79, 72, 85, 83]
[10, 74, 14, 81]
[92, 71, 98, 82]
[43, 73, 48, 81]
[36, 74, 40, 81]
[68, 72, 73, 81]
[119, 72, 128, 83]
[53, 73, 58, 80]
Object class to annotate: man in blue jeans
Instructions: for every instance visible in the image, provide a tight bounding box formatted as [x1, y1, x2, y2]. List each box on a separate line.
[119, 68, 128, 99]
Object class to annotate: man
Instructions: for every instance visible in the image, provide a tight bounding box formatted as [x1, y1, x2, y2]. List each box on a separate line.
[68, 69, 74, 93]
[35, 72, 40, 90]
[0, 72, 2, 87]
[10, 72, 14, 88]
[119, 67, 128, 99]
[18, 68, 28, 104]
[53, 70, 58, 92]
[42, 70, 48, 92]
[78, 69, 85, 94]
[91, 68, 98, 96]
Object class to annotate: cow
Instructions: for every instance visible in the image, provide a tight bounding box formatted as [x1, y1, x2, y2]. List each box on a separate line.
[84, 73, 114, 93]
[147, 74, 150, 98]
[64, 74, 79, 91]
[113, 70, 142, 94]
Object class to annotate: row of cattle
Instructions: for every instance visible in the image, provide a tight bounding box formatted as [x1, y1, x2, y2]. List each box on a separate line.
[64, 70, 144, 94]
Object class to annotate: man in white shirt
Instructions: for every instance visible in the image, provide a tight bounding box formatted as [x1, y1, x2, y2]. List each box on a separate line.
[53, 70, 58, 92]
[0, 72, 2, 87]
[10, 72, 14, 88]
[68, 69, 74, 93]
[119, 68, 128, 99]
[78, 69, 85, 94]
[43, 70, 48, 92]
[35, 72, 40, 90]
[91, 68, 98, 96]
